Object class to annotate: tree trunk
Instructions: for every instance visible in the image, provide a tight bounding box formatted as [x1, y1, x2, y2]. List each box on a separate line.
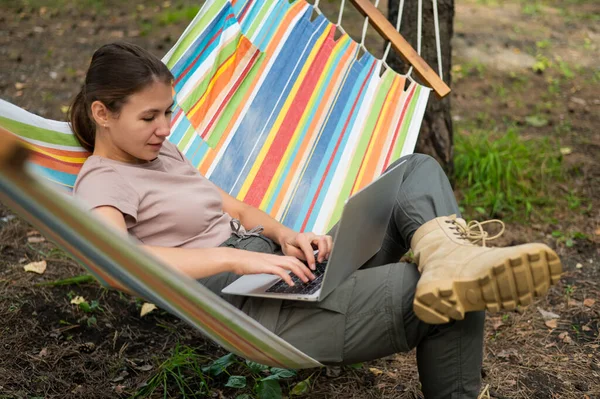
[387, 0, 455, 174]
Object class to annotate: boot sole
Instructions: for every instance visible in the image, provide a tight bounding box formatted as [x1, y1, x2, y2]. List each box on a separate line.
[413, 248, 562, 324]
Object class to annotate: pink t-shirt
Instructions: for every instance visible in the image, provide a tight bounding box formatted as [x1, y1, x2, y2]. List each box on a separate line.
[73, 141, 234, 248]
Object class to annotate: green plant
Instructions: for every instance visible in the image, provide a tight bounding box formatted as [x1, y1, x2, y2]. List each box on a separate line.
[453, 125, 563, 220]
[133, 348, 308, 399]
[157, 6, 200, 26]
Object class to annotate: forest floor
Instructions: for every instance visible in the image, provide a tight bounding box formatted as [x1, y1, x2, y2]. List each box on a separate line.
[0, 0, 598, 398]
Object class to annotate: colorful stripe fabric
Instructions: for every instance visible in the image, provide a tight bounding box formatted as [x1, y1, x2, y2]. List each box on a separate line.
[164, 0, 430, 233]
[0, 129, 321, 368]
[0, 0, 429, 234]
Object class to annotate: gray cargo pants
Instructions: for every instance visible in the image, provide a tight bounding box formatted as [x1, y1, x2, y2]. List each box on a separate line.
[201, 154, 485, 399]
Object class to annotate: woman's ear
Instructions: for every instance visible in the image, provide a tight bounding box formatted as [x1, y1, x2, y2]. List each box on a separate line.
[90, 100, 109, 128]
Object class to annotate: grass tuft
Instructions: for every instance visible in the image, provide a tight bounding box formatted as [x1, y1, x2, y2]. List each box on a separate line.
[453, 124, 564, 220]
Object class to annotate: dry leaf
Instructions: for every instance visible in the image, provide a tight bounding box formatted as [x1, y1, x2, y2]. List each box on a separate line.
[27, 236, 46, 243]
[489, 317, 504, 330]
[559, 147, 572, 155]
[369, 367, 383, 376]
[26, 230, 40, 236]
[60, 105, 69, 114]
[545, 319, 558, 329]
[140, 303, 157, 317]
[15, 82, 26, 90]
[70, 296, 86, 305]
[39, 347, 48, 357]
[582, 325, 592, 332]
[538, 307, 560, 321]
[583, 298, 596, 307]
[595, 228, 600, 236]
[24, 260, 47, 274]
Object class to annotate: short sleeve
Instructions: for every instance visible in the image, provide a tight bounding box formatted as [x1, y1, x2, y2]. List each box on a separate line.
[73, 161, 140, 222]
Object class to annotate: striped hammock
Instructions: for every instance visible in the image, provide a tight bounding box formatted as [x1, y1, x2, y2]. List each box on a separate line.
[0, 0, 429, 234]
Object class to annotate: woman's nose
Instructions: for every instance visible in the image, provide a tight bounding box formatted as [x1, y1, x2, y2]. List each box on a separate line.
[156, 116, 171, 137]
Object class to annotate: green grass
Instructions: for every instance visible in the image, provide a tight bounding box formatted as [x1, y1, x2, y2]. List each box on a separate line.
[132, 347, 312, 399]
[453, 123, 564, 221]
[157, 5, 201, 26]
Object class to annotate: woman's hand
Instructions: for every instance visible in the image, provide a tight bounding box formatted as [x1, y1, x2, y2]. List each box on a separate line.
[279, 231, 333, 270]
[231, 251, 316, 286]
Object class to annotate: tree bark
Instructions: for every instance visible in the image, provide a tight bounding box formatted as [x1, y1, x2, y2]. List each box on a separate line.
[387, 0, 455, 174]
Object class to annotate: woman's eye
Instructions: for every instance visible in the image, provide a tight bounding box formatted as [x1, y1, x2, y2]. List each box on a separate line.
[142, 117, 155, 122]
[166, 110, 173, 115]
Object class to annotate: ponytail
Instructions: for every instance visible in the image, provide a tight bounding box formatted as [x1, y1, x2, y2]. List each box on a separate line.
[69, 89, 95, 152]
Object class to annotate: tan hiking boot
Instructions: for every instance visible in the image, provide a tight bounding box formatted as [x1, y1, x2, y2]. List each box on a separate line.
[411, 215, 562, 324]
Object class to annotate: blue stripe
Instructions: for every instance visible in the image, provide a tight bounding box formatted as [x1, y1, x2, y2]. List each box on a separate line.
[283, 55, 376, 231]
[264, 37, 353, 215]
[208, 13, 327, 194]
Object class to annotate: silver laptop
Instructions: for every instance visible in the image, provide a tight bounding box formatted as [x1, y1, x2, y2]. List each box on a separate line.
[222, 160, 407, 302]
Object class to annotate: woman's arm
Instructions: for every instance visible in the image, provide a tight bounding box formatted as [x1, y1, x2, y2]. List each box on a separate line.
[91, 206, 315, 286]
[215, 187, 333, 268]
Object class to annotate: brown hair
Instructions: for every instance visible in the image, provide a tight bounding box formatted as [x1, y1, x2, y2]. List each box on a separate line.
[69, 42, 174, 152]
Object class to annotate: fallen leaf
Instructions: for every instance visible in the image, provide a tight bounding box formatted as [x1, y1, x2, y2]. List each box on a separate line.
[497, 349, 518, 359]
[595, 228, 600, 236]
[538, 307, 560, 321]
[568, 299, 581, 307]
[15, 90, 23, 97]
[136, 364, 153, 371]
[576, 263, 583, 269]
[60, 105, 69, 114]
[544, 342, 557, 349]
[582, 325, 592, 332]
[369, 367, 383, 376]
[506, 380, 517, 386]
[27, 236, 46, 243]
[489, 317, 504, 330]
[583, 298, 596, 307]
[70, 296, 86, 305]
[545, 319, 558, 329]
[39, 347, 48, 357]
[26, 230, 40, 236]
[24, 260, 47, 274]
[15, 82, 26, 90]
[140, 302, 157, 317]
[525, 115, 548, 127]
[559, 147, 572, 155]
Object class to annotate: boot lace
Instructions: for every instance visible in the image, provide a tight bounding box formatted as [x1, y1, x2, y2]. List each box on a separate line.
[445, 217, 505, 247]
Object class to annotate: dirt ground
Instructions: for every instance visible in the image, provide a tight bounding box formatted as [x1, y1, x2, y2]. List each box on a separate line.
[0, 0, 599, 398]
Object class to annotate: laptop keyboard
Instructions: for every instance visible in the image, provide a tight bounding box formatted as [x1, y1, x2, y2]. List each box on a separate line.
[265, 260, 328, 295]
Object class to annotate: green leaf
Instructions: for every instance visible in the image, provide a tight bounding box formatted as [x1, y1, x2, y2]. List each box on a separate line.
[78, 302, 92, 313]
[565, 238, 574, 247]
[257, 379, 282, 399]
[269, 368, 296, 379]
[86, 316, 97, 327]
[245, 360, 269, 374]
[551, 231, 563, 238]
[202, 353, 236, 376]
[225, 375, 247, 389]
[235, 395, 252, 399]
[290, 378, 311, 396]
[525, 115, 549, 127]
[475, 207, 486, 215]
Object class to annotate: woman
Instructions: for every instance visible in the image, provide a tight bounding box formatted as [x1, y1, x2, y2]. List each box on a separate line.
[72, 42, 561, 398]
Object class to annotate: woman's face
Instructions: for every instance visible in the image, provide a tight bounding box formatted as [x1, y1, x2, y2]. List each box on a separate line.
[101, 80, 173, 163]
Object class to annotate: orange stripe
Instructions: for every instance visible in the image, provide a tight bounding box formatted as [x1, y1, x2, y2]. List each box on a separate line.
[188, 37, 255, 128]
[30, 152, 83, 175]
[198, 1, 306, 175]
[270, 38, 357, 217]
[354, 77, 403, 191]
